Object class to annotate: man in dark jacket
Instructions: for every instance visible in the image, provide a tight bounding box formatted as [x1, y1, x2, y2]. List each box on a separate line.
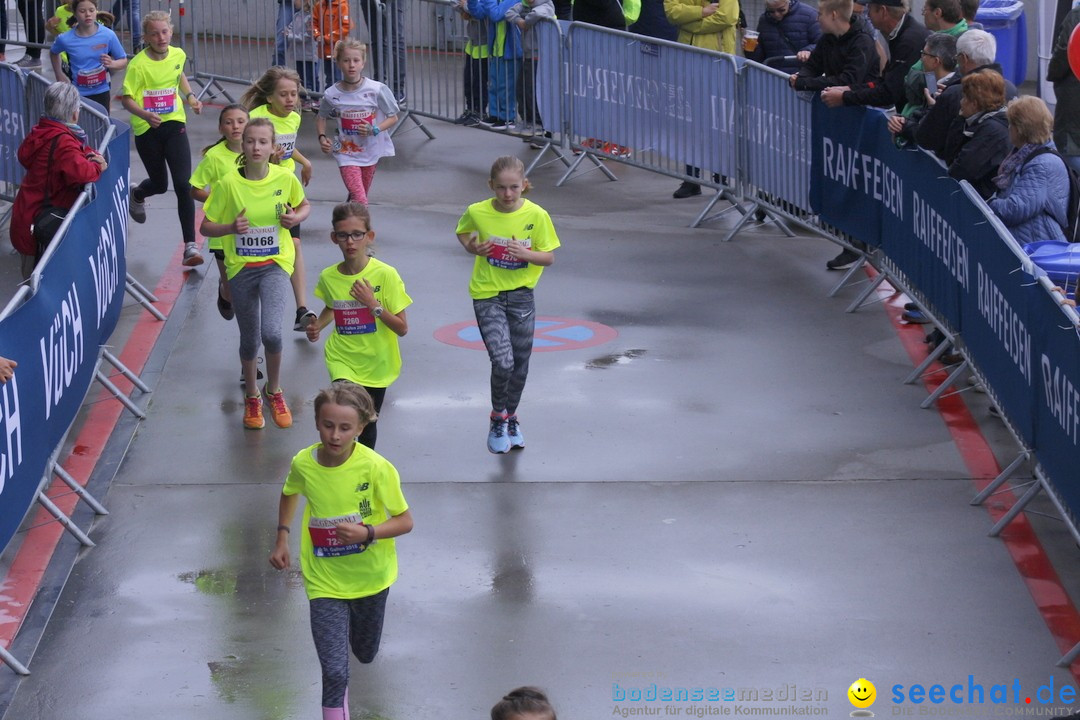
[821, 0, 930, 112]
[1047, 2, 1080, 174]
[630, 0, 678, 40]
[914, 29, 1018, 162]
[789, 0, 879, 91]
[573, 0, 626, 28]
[748, 0, 821, 72]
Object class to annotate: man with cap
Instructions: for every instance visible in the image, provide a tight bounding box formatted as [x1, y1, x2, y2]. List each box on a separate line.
[820, 0, 930, 113]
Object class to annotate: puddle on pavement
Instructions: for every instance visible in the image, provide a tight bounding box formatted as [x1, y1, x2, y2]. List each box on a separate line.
[179, 568, 305, 595]
[587, 348, 647, 369]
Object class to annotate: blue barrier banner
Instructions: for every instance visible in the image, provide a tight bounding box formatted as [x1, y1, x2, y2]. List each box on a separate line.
[741, 61, 811, 208]
[534, 19, 565, 136]
[565, 23, 738, 177]
[0, 127, 129, 554]
[0, 66, 28, 189]
[1029, 289, 1080, 496]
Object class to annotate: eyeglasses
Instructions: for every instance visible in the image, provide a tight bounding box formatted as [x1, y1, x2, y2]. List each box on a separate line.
[332, 230, 370, 242]
[920, 50, 937, 58]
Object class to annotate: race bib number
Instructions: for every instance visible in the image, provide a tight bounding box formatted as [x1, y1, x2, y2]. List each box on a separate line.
[333, 300, 376, 335]
[235, 225, 280, 257]
[142, 87, 175, 114]
[308, 513, 366, 558]
[487, 235, 530, 270]
[339, 109, 373, 136]
[277, 132, 297, 161]
[76, 66, 107, 90]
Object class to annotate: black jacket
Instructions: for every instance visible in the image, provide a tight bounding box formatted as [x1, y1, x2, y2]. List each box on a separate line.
[792, 14, 879, 91]
[574, 0, 625, 29]
[843, 13, 930, 113]
[915, 63, 1017, 161]
[1047, 7, 1080, 156]
[947, 108, 1011, 199]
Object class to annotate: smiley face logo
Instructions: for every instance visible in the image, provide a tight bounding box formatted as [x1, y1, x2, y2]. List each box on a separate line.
[848, 678, 876, 709]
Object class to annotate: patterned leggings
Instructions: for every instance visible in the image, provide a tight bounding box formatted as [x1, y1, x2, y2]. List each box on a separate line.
[309, 589, 389, 713]
[339, 165, 377, 205]
[473, 287, 535, 414]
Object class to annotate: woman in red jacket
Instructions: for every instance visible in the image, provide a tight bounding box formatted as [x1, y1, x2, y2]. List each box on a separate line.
[11, 81, 107, 276]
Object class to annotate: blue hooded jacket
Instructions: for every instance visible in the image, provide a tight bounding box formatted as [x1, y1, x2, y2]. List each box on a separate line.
[476, 0, 525, 58]
[748, 0, 821, 72]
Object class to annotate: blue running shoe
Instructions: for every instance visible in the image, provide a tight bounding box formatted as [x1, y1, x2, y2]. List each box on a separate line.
[487, 413, 510, 454]
[507, 415, 525, 450]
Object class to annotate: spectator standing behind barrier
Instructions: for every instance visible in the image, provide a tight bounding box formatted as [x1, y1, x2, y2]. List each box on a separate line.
[11, 82, 107, 275]
[1, 4, 7, 62]
[283, 0, 321, 109]
[574, 0, 627, 28]
[359, 0, 406, 102]
[1046, 1, 1080, 176]
[887, 32, 956, 143]
[452, 0, 490, 127]
[629, 0, 678, 41]
[820, 0, 930, 112]
[947, 70, 1009, 199]
[50, 0, 127, 113]
[313, 0, 352, 92]
[788, 0, 877, 92]
[746, 0, 821, 73]
[914, 29, 1016, 162]
[988, 96, 1070, 245]
[478, 0, 524, 131]
[506, 0, 554, 139]
[13, 0, 46, 68]
[109, 0, 140, 50]
[665, 0, 738, 198]
[893, 0, 965, 115]
[276, 0, 296, 66]
[959, 0, 981, 29]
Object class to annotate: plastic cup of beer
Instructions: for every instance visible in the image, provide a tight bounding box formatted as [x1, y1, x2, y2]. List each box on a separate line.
[743, 30, 759, 53]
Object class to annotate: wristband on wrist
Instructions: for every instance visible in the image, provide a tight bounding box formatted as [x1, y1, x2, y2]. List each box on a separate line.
[277, 524, 291, 533]
[318, 133, 328, 140]
[371, 125, 380, 136]
[365, 523, 375, 544]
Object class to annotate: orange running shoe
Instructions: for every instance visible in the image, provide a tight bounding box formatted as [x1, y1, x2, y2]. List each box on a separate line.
[243, 394, 265, 430]
[263, 386, 293, 428]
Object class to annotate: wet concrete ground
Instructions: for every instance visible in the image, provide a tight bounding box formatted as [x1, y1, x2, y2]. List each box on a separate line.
[1, 100, 1076, 719]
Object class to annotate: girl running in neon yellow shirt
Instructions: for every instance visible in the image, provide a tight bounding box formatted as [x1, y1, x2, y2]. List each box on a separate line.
[201, 118, 311, 430]
[120, 10, 204, 267]
[241, 66, 317, 334]
[455, 155, 560, 454]
[269, 381, 414, 720]
[306, 202, 411, 449]
[190, 103, 248, 322]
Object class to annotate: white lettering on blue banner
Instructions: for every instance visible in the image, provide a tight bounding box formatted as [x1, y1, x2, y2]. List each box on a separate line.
[1041, 353, 1080, 446]
[976, 264, 1032, 385]
[820, 137, 904, 221]
[40, 282, 85, 421]
[0, 374, 23, 495]
[572, 63, 692, 121]
[89, 215, 121, 331]
[912, 191, 969, 290]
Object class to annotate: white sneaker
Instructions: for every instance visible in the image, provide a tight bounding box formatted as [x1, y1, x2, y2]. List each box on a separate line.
[182, 242, 204, 267]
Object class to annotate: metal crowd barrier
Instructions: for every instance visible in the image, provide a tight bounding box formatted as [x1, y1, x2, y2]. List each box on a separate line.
[0, 63, 27, 201]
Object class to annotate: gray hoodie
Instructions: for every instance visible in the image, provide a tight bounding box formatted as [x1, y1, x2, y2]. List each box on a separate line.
[505, 0, 555, 56]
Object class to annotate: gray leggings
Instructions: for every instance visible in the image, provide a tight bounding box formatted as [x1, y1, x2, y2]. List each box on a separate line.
[310, 589, 390, 711]
[227, 262, 290, 361]
[473, 287, 535, 414]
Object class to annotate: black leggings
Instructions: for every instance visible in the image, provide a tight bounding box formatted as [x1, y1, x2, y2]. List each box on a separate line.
[15, 0, 44, 59]
[133, 120, 195, 245]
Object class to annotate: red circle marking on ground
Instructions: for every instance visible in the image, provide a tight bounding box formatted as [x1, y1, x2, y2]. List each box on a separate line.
[434, 316, 618, 352]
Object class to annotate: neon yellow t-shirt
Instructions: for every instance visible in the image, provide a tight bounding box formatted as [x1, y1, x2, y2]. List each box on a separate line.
[120, 46, 188, 136]
[190, 142, 241, 251]
[454, 198, 560, 300]
[202, 164, 305, 279]
[282, 443, 409, 600]
[250, 104, 301, 175]
[314, 258, 412, 388]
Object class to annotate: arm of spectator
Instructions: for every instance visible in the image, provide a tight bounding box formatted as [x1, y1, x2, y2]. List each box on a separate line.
[55, 138, 107, 186]
[664, 0, 713, 27]
[791, 45, 827, 90]
[988, 161, 1058, 227]
[913, 86, 957, 156]
[504, 2, 523, 21]
[842, 54, 909, 109]
[699, 0, 738, 32]
[525, 2, 556, 27]
[0, 357, 16, 384]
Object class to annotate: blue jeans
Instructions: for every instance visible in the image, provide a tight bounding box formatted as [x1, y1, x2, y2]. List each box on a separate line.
[110, 0, 141, 46]
[275, 0, 295, 67]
